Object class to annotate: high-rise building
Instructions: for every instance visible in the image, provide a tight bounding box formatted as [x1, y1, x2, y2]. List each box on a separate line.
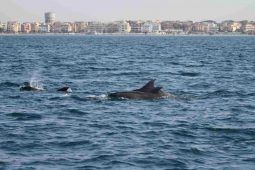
[45, 12, 56, 24]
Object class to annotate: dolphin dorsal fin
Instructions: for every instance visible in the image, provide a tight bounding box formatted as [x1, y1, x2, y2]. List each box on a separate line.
[151, 87, 162, 93]
[135, 79, 156, 92]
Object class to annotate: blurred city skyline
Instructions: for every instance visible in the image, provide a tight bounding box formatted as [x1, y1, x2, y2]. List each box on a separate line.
[0, 0, 255, 22]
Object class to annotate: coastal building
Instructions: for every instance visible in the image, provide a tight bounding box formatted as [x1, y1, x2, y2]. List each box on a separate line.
[45, 12, 56, 24]
[141, 21, 161, 33]
[7, 21, 20, 33]
[229, 22, 242, 32]
[118, 21, 131, 33]
[127, 20, 143, 33]
[31, 22, 40, 33]
[87, 22, 105, 34]
[182, 21, 193, 33]
[0, 22, 7, 33]
[74, 22, 87, 33]
[21, 22, 32, 33]
[202, 21, 219, 33]
[219, 20, 234, 32]
[160, 21, 192, 34]
[39, 24, 50, 33]
[61, 22, 73, 33]
[192, 22, 218, 33]
[52, 21, 62, 33]
[105, 22, 119, 33]
[161, 21, 175, 31]
[242, 23, 255, 34]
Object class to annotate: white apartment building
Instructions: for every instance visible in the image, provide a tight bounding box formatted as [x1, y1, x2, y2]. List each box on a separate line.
[39, 24, 50, 33]
[7, 21, 20, 33]
[118, 21, 131, 33]
[242, 23, 255, 33]
[141, 21, 161, 33]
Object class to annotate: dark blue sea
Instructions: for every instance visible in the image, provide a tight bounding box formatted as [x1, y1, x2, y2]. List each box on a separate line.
[0, 35, 255, 170]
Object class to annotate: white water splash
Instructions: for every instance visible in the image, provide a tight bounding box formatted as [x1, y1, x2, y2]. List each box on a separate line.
[29, 71, 44, 90]
[86, 94, 108, 100]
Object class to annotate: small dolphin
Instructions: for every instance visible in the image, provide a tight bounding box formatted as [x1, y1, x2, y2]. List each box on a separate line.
[57, 86, 72, 93]
[20, 82, 44, 91]
[108, 79, 171, 99]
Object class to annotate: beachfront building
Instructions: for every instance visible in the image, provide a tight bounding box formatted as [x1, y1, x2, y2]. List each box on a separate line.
[127, 20, 143, 33]
[52, 21, 62, 33]
[160, 21, 191, 34]
[192, 22, 206, 33]
[61, 22, 73, 33]
[45, 12, 56, 24]
[242, 23, 255, 34]
[39, 24, 50, 33]
[118, 21, 131, 33]
[219, 20, 234, 32]
[104, 22, 119, 33]
[31, 22, 40, 33]
[21, 23, 32, 33]
[74, 22, 87, 33]
[192, 21, 218, 33]
[7, 21, 20, 33]
[141, 21, 161, 33]
[0, 22, 7, 33]
[229, 22, 242, 32]
[202, 21, 219, 33]
[161, 21, 175, 31]
[87, 22, 105, 34]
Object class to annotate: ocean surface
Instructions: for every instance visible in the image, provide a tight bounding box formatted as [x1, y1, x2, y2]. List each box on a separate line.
[0, 35, 254, 170]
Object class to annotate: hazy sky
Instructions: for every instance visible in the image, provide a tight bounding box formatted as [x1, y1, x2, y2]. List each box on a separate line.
[0, 0, 255, 22]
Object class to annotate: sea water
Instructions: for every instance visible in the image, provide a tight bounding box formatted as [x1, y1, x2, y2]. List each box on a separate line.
[0, 35, 254, 169]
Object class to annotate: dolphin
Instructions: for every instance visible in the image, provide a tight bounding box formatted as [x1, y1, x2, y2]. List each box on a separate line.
[57, 86, 72, 93]
[20, 82, 72, 92]
[20, 82, 44, 91]
[108, 79, 171, 99]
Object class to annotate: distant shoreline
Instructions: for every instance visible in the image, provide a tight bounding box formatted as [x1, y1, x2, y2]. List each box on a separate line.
[0, 33, 254, 37]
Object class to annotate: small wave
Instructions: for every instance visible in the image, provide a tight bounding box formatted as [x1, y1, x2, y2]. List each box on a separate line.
[132, 157, 187, 169]
[0, 160, 7, 165]
[70, 95, 90, 102]
[179, 71, 200, 77]
[143, 121, 170, 128]
[105, 160, 136, 167]
[172, 129, 196, 138]
[179, 147, 205, 155]
[7, 112, 42, 120]
[67, 108, 89, 115]
[75, 165, 102, 169]
[204, 89, 245, 98]
[49, 94, 71, 100]
[206, 127, 255, 135]
[0, 81, 20, 88]
[56, 140, 92, 147]
[83, 154, 116, 163]
[243, 157, 255, 162]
